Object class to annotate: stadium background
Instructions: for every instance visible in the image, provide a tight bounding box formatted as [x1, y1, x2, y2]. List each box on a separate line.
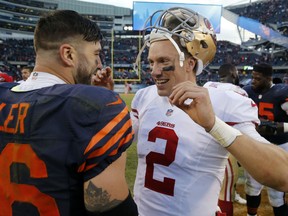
[1, 0, 287, 215]
[1, 0, 287, 88]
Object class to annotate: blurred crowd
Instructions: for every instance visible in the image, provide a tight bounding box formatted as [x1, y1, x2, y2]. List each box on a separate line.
[1, 37, 287, 86]
[229, 0, 288, 35]
[229, 0, 288, 36]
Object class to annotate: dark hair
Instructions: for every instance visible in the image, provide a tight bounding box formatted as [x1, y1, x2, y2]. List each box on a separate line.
[22, 65, 33, 72]
[34, 10, 102, 51]
[218, 63, 237, 77]
[218, 63, 239, 85]
[253, 63, 273, 77]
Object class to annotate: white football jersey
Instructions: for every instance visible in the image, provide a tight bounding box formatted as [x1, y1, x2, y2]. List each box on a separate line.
[131, 83, 259, 216]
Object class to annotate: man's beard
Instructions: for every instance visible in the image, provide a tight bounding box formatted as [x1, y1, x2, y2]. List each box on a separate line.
[75, 60, 93, 85]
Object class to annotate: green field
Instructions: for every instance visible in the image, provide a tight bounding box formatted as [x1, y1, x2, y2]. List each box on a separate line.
[120, 93, 137, 192]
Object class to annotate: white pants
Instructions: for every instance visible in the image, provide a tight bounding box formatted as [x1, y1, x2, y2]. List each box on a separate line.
[245, 142, 288, 207]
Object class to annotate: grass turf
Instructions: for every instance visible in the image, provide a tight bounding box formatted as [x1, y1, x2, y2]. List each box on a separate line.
[120, 93, 137, 192]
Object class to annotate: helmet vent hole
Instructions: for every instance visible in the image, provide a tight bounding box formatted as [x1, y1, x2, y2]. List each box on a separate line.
[200, 40, 208, 48]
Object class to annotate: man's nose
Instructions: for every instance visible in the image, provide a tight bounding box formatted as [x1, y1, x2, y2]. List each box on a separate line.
[96, 56, 103, 69]
[151, 65, 163, 75]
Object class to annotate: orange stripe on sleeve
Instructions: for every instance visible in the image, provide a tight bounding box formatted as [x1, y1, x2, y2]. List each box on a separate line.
[83, 163, 97, 172]
[83, 132, 134, 173]
[87, 118, 132, 159]
[78, 125, 134, 173]
[78, 162, 86, 172]
[108, 132, 134, 156]
[84, 106, 129, 154]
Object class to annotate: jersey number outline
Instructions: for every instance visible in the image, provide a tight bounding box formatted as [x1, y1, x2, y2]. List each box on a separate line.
[144, 126, 178, 196]
[0, 143, 60, 216]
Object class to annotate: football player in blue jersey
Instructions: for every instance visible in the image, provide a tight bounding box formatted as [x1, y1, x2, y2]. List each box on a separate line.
[243, 63, 288, 216]
[0, 10, 137, 216]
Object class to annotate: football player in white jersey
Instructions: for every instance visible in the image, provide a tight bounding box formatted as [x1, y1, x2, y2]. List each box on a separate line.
[93, 6, 288, 216]
[130, 7, 288, 216]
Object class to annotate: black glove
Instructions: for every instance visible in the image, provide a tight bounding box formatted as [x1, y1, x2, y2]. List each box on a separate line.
[257, 120, 284, 136]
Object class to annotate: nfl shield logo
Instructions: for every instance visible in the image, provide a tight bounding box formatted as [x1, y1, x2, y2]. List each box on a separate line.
[32, 72, 38, 80]
[166, 109, 173, 116]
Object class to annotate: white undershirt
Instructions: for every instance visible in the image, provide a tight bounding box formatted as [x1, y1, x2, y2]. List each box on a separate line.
[12, 72, 66, 92]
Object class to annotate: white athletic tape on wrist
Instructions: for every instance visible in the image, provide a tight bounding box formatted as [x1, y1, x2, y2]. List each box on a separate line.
[284, 123, 288, 133]
[208, 116, 242, 148]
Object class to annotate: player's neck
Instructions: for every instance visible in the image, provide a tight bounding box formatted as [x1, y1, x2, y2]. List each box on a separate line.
[33, 65, 74, 84]
[260, 83, 273, 94]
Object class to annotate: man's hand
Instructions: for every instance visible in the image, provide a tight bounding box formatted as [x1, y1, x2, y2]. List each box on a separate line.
[91, 67, 114, 90]
[257, 119, 284, 135]
[169, 81, 215, 131]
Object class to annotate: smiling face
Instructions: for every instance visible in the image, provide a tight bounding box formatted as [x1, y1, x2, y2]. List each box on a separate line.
[148, 40, 193, 96]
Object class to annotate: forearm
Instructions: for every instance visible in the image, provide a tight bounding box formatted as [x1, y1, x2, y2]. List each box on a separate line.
[208, 117, 288, 192]
[86, 191, 138, 216]
[84, 153, 137, 215]
[227, 135, 288, 192]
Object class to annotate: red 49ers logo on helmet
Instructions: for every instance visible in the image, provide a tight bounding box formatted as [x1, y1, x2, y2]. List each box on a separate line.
[203, 18, 217, 45]
[204, 18, 213, 31]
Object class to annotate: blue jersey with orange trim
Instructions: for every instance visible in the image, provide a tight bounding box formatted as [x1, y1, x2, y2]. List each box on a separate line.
[0, 82, 133, 216]
[243, 84, 288, 144]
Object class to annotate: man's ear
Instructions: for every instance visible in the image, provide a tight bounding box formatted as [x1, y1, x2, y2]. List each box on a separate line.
[186, 56, 196, 72]
[59, 44, 75, 66]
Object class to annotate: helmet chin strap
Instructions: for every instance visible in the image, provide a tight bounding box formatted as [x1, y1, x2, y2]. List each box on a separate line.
[194, 59, 203, 75]
[165, 35, 185, 67]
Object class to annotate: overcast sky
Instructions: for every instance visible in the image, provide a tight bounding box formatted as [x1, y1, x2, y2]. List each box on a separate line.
[79, 0, 260, 44]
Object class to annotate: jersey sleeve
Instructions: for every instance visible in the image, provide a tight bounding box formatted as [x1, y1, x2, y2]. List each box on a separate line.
[204, 81, 248, 97]
[130, 89, 142, 142]
[233, 122, 270, 144]
[73, 89, 134, 181]
[280, 85, 288, 110]
[281, 102, 288, 115]
[208, 87, 260, 125]
[130, 86, 156, 142]
[130, 112, 139, 143]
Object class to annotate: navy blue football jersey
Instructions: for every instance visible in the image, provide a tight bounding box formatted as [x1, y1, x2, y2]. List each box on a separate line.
[243, 84, 288, 144]
[0, 82, 133, 216]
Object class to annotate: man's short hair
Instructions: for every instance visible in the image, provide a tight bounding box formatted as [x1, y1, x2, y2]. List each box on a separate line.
[218, 63, 237, 77]
[34, 10, 102, 52]
[253, 63, 273, 77]
[22, 66, 33, 72]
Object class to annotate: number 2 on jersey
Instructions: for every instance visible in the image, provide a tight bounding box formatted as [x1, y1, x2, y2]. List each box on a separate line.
[145, 126, 178, 196]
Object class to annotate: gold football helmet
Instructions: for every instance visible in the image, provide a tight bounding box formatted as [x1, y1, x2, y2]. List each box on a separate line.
[136, 7, 217, 75]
